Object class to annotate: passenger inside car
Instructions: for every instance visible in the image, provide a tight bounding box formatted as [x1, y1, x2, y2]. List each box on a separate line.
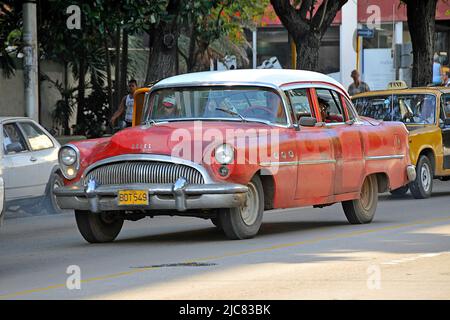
[419, 98, 436, 124]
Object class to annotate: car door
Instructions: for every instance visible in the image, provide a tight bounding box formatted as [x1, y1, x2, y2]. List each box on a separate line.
[315, 88, 365, 195]
[285, 87, 336, 200]
[2, 122, 37, 201]
[16, 121, 58, 198]
[440, 93, 450, 170]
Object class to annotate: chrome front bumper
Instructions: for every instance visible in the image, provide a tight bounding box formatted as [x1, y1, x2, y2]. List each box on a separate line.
[54, 177, 248, 213]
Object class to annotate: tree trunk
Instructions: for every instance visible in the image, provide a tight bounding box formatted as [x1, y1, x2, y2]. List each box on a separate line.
[63, 61, 70, 135]
[76, 54, 86, 127]
[295, 34, 321, 71]
[405, 0, 438, 87]
[145, 25, 178, 83]
[120, 29, 128, 97]
[187, 24, 197, 72]
[114, 28, 121, 111]
[270, 0, 346, 72]
[145, 0, 180, 84]
[104, 34, 113, 116]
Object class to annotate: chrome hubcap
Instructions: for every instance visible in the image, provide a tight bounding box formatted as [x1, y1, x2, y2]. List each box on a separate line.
[421, 163, 431, 192]
[360, 178, 374, 211]
[240, 182, 258, 226]
[51, 179, 63, 209]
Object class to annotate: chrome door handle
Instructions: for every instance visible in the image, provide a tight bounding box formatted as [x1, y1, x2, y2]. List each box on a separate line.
[30, 157, 37, 162]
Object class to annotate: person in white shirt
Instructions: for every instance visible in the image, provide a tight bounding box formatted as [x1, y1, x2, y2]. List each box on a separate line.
[111, 79, 138, 128]
[432, 55, 442, 85]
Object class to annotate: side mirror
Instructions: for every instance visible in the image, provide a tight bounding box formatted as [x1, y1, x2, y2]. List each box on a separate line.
[6, 142, 24, 154]
[299, 116, 317, 127]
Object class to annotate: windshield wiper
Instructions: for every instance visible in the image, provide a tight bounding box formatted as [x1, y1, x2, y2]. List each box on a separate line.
[215, 107, 246, 122]
[143, 119, 159, 126]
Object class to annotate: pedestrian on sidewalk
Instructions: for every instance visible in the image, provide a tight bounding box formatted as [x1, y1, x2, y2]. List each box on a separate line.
[432, 54, 443, 86]
[442, 71, 450, 87]
[110, 79, 138, 128]
[348, 69, 370, 96]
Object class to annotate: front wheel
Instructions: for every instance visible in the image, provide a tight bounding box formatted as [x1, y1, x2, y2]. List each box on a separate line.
[342, 175, 378, 224]
[75, 210, 124, 243]
[409, 155, 433, 199]
[218, 176, 264, 240]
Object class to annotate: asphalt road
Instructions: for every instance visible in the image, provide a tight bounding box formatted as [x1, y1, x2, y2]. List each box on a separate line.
[1, 181, 450, 300]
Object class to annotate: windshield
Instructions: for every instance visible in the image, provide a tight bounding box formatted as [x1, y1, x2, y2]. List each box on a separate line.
[142, 86, 288, 125]
[353, 94, 436, 125]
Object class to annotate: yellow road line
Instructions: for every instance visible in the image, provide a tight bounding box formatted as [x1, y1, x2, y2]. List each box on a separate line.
[2, 216, 450, 300]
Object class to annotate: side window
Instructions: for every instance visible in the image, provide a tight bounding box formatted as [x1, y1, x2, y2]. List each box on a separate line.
[442, 93, 450, 118]
[285, 88, 314, 121]
[315, 89, 345, 123]
[342, 96, 358, 120]
[392, 94, 436, 124]
[3, 123, 29, 154]
[18, 122, 54, 151]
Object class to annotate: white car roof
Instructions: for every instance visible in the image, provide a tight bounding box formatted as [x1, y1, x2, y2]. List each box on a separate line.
[0, 116, 31, 124]
[155, 69, 348, 95]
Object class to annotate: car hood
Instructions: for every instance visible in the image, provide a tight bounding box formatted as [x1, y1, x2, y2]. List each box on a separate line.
[80, 121, 274, 166]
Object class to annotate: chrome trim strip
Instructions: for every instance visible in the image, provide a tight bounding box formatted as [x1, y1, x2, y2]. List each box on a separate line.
[81, 154, 215, 184]
[365, 155, 405, 161]
[260, 159, 336, 167]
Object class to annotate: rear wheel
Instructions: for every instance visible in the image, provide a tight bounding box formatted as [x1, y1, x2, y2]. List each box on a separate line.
[75, 210, 124, 243]
[390, 185, 409, 197]
[409, 155, 433, 199]
[342, 175, 378, 224]
[219, 176, 264, 240]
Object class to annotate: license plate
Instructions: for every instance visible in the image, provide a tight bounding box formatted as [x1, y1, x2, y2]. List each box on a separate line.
[118, 190, 149, 206]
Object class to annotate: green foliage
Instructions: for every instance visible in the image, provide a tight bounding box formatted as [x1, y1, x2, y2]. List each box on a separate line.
[1, 0, 269, 133]
[73, 83, 110, 138]
[0, 1, 22, 78]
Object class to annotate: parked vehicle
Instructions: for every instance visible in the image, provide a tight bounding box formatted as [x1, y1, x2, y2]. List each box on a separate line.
[54, 70, 415, 243]
[0, 173, 4, 227]
[352, 83, 450, 198]
[0, 117, 62, 216]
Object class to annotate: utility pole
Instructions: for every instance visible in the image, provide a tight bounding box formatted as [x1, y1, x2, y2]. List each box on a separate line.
[23, 0, 39, 122]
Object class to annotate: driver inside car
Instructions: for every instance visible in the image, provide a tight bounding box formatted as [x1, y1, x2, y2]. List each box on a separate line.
[156, 95, 178, 119]
[318, 97, 342, 123]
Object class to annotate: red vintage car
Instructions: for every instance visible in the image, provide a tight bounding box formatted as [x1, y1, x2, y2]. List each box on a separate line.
[54, 69, 416, 243]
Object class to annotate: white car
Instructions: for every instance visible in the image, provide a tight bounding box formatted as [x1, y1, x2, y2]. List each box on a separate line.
[0, 117, 62, 220]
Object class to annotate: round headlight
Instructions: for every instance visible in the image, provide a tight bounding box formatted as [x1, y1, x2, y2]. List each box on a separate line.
[60, 147, 77, 166]
[215, 144, 234, 164]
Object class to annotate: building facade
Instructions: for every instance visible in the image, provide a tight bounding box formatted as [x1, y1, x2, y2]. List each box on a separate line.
[253, 0, 450, 90]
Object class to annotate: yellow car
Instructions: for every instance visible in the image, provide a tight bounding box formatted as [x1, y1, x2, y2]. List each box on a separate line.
[132, 87, 151, 127]
[352, 84, 450, 198]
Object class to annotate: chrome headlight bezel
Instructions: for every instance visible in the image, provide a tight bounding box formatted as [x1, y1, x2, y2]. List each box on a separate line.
[214, 144, 234, 165]
[60, 147, 77, 166]
[58, 145, 80, 180]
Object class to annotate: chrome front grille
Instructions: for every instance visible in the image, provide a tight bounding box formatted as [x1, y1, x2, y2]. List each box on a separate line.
[84, 161, 204, 185]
